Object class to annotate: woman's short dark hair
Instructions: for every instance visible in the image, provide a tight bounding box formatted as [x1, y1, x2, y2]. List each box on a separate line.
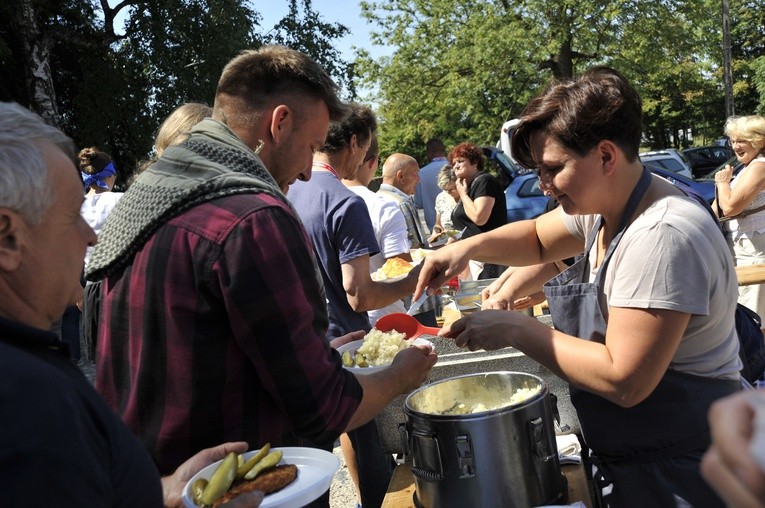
[511, 66, 643, 169]
[448, 142, 484, 171]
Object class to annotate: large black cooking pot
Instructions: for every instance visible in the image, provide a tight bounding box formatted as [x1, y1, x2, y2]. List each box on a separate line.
[401, 371, 567, 507]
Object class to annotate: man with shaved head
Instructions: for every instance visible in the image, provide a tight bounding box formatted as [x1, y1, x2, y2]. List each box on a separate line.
[378, 153, 430, 250]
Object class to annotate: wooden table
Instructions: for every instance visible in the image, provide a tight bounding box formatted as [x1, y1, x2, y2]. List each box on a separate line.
[381, 461, 592, 507]
[736, 264, 765, 286]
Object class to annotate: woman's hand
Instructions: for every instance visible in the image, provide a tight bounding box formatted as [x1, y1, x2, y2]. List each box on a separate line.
[439, 310, 534, 351]
[715, 165, 734, 184]
[480, 278, 504, 303]
[455, 177, 469, 197]
[162, 442, 263, 507]
[414, 241, 472, 300]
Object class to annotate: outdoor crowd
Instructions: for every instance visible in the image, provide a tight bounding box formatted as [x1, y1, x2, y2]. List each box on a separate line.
[1, 43, 765, 508]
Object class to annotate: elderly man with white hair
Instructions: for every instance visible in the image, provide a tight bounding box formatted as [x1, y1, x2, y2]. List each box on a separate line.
[377, 153, 430, 250]
[0, 102, 269, 507]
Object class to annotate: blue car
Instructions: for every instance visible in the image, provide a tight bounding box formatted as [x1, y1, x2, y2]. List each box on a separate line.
[646, 165, 715, 203]
[483, 147, 548, 222]
[484, 147, 717, 223]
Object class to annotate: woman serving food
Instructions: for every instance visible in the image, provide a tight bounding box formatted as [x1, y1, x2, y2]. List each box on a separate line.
[415, 67, 743, 506]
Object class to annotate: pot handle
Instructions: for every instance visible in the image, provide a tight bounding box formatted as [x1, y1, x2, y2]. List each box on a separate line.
[410, 431, 446, 482]
[529, 417, 557, 462]
[398, 423, 410, 458]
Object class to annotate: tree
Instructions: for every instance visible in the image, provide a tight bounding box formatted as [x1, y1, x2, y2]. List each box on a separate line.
[0, 0, 356, 186]
[356, 0, 763, 157]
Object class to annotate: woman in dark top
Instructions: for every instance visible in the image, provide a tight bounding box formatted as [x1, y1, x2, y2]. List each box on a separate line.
[449, 142, 507, 278]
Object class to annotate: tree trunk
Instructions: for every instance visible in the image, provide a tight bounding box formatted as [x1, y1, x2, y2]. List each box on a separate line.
[16, 0, 60, 127]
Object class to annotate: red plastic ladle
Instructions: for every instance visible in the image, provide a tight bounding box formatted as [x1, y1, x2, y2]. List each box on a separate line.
[375, 313, 441, 339]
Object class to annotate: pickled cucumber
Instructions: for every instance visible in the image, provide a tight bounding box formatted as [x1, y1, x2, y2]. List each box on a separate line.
[341, 350, 354, 367]
[354, 352, 368, 368]
[199, 452, 237, 505]
[191, 478, 208, 505]
[235, 443, 271, 480]
[243, 449, 283, 480]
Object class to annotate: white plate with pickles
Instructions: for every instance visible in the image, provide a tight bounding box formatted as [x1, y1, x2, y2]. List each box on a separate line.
[336, 336, 433, 374]
[182, 446, 339, 508]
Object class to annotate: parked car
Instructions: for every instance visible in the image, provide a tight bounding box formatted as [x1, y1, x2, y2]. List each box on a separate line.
[682, 145, 733, 178]
[483, 146, 718, 226]
[697, 155, 744, 181]
[639, 149, 693, 179]
[483, 147, 548, 222]
[645, 165, 715, 203]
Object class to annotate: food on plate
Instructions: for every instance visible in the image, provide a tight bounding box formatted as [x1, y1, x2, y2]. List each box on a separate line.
[193, 443, 297, 507]
[410, 248, 431, 262]
[429, 228, 462, 245]
[243, 450, 283, 480]
[437, 386, 541, 415]
[377, 257, 413, 279]
[213, 465, 299, 507]
[346, 328, 409, 367]
[191, 478, 209, 505]
[235, 443, 270, 479]
[198, 452, 238, 505]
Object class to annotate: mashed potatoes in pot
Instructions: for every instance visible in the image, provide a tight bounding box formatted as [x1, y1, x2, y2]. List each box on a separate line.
[436, 386, 541, 415]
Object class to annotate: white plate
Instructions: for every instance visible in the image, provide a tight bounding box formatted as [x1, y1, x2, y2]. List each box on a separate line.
[336, 337, 433, 373]
[182, 447, 340, 508]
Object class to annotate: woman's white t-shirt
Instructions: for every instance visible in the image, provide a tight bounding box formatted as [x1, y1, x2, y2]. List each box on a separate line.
[562, 193, 742, 380]
[81, 192, 123, 269]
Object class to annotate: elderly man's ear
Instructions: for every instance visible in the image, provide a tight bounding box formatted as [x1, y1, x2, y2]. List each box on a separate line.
[0, 210, 24, 271]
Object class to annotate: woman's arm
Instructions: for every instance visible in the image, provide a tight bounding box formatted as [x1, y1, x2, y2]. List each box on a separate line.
[455, 176, 495, 226]
[715, 160, 765, 217]
[441, 305, 689, 407]
[415, 209, 581, 298]
[481, 262, 560, 310]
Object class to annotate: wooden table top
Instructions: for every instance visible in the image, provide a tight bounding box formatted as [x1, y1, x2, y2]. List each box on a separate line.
[381, 460, 592, 507]
[736, 264, 765, 286]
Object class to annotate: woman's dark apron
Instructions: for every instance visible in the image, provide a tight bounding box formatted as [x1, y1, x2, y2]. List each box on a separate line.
[543, 169, 740, 507]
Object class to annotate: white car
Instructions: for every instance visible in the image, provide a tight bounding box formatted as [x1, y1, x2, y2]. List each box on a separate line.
[639, 149, 693, 179]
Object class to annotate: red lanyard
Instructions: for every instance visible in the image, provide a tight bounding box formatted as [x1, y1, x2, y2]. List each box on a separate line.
[312, 161, 339, 179]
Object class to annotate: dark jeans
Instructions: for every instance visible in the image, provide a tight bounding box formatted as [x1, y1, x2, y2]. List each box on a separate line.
[348, 419, 395, 508]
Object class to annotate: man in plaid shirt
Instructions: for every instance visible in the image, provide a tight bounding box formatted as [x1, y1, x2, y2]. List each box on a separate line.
[87, 46, 436, 505]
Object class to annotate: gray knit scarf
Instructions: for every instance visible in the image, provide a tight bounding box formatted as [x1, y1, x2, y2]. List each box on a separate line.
[85, 118, 288, 281]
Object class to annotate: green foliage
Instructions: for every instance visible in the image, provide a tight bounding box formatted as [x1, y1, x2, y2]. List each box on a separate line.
[358, 0, 765, 158]
[271, 0, 357, 98]
[1, 0, 355, 187]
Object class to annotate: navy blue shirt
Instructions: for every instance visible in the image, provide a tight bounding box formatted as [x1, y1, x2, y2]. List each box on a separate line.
[289, 172, 380, 338]
[0, 316, 163, 507]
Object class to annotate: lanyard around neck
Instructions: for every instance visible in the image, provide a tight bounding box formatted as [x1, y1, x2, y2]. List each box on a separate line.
[312, 161, 339, 179]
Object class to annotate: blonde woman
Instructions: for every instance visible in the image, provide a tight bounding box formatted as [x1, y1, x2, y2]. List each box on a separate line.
[428, 164, 459, 242]
[714, 115, 765, 319]
[133, 102, 212, 177]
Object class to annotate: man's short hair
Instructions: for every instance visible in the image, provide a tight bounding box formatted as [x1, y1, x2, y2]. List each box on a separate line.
[0, 102, 75, 224]
[425, 138, 446, 156]
[511, 66, 643, 169]
[215, 45, 348, 125]
[320, 102, 377, 154]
